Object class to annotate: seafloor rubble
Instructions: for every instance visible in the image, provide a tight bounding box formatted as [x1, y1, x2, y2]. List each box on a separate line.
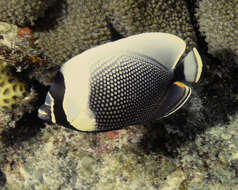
[0, 0, 238, 189]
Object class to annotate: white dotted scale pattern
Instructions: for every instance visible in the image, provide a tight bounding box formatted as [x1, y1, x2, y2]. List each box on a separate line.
[89, 53, 172, 131]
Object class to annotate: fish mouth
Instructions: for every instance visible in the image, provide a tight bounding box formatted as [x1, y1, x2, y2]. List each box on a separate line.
[38, 104, 51, 121]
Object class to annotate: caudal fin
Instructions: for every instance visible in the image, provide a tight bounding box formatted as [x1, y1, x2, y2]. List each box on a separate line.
[174, 48, 203, 83]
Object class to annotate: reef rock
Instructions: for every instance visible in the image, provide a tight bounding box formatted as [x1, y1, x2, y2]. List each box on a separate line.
[196, 0, 238, 63]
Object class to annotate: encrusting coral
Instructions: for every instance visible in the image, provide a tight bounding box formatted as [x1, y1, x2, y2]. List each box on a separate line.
[0, 22, 30, 112]
[0, 124, 180, 190]
[0, 22, 48, 129]
[196, 0, 238, 63]
[0, 61, 28, 111]
[0, 59, 39, 132]
[0, 0, 56, 26]
[179, 114, 238, 189]
[0, 21, 58, 86]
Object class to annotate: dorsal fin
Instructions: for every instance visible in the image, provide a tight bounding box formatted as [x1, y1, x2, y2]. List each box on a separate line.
[113, 33, 186, 70]
[65, 33, 187, 71]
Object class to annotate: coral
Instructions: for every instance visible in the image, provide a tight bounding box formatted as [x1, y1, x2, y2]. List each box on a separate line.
[36, 0, 112, 65]
[196, 0, 238, 63]
[0, 22, 49, 130]
[2, 111, 238, 189]
[36, 0, 197, 65]
[178, 115, 238, 189]
[0, 61, 28, 111]
[0, 0, 198, 65]
[0, 22, 18, 47]
[0, 0, 56, 26]
[0, 124, 179, 190]
[0, 61, 39, 131]
[2, 2, 238, 190]
[102, 0, 196, 44]
[0, 21, 58, 86]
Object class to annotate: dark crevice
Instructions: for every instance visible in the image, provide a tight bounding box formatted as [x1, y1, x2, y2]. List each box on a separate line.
[106, 19, 124, 41]
[184, 0, 208, 54]
[33, 0, 68, 31]
[0, 169, 6, 188]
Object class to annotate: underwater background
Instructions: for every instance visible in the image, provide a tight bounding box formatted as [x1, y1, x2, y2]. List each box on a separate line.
[0, 0, 238, 189]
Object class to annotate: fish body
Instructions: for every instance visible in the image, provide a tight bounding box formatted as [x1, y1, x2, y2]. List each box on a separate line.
[38, 32, 203, 132]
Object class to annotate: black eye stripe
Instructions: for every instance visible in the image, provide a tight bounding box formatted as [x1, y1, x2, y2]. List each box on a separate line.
[50, 71, 65, 102]
[49, 71, 69, 126]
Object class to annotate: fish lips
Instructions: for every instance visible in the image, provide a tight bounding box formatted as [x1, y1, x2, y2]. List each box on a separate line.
[38, 104, 51, 122]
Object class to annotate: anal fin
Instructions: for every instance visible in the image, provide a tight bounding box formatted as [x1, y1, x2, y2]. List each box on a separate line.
[156, 81, 191, 119]
[70, 109, 96, 132]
